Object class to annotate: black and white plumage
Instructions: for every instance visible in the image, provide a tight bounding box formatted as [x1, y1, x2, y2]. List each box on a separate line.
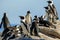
[30, 16, 39, 36]
[43, 0, 58, 27]
[44, 6, 49, 10]
[44, 6, 52, 21]
[25, 11, 32, 24]
[47, 1, 52, 3]
[0, 13, 11, 29]
[19, 16, 28, 31]
[1, 25, 20, 40]
[47, 0, 59, 20]
[25, 11, 32, 32]
[1, 28, 10, 37]
[19, 16, 29, 35]
[15, 25, 21, 37]
[38, 16, 56, 29]
[2, 28, 15, 40]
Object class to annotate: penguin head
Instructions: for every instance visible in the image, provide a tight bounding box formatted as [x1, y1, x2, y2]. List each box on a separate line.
[34, 15, 37, 18]
[44, 6, 49, 10]
[19, 16, 24, 20]
[47, 1, 52, 4]
[19, 16, 26, 22]
[27, 10, 30, 14]
[4, 12, 6, 17]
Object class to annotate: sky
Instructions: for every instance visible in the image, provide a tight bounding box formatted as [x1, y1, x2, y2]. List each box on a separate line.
[0, 0, 60, 32]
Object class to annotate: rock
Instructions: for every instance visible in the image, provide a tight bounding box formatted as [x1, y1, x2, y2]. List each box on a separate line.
[39, 33, 60, 40]
[38, 26, 60, 39]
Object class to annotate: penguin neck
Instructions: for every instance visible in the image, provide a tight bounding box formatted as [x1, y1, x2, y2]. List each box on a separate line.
[27, 13, 30, 16]
[21, 19, 26, 23]
[49, 0, 54, 3]
[49, 1, 54, 6]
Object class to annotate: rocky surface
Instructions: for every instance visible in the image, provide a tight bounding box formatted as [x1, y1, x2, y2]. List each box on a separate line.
[0, 21, 60, 40]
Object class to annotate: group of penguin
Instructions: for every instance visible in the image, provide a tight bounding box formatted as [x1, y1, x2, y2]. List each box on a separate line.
[0, 0, 57, 40]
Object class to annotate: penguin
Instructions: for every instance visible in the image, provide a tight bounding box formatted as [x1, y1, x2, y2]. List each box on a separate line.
[38, 16, 56, 29]
[19, 16, 29, 36]
[25, 11, 32, 32]
[30, 15, 40, 36]
[0, 13, 11, 29]
[15, 25, 21, 37]
[1, 26, 17, 40]
[47, 0, 59, 20]
[2, 27, 15, 40]
[25, 11, 32, 24]
[44, 6, 52, 21]
[19, 16, 28, 31]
